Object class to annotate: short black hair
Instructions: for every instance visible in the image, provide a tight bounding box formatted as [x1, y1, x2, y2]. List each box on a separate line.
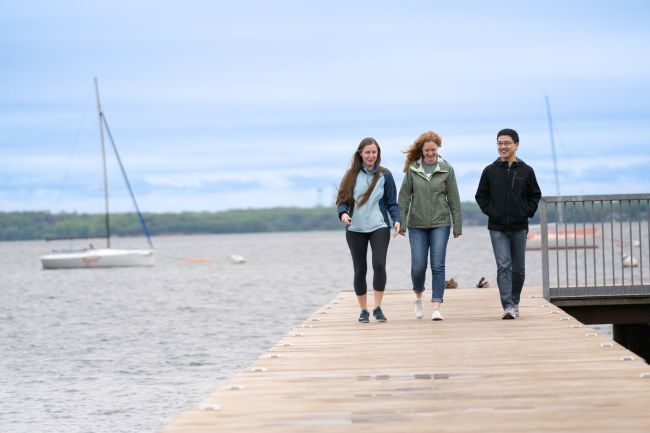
[497, 128, 519, 143]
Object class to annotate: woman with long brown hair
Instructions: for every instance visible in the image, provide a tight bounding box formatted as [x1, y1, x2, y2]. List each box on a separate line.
[337, 137, 401, 323]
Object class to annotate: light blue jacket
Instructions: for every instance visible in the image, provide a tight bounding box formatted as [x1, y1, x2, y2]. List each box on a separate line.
[337, 166, 400, 233]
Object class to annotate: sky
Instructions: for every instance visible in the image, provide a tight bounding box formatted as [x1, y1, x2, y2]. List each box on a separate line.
[1, 0, 649, 213]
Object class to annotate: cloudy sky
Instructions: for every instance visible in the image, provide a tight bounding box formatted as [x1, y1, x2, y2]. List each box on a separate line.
[1, 0, 649, 213]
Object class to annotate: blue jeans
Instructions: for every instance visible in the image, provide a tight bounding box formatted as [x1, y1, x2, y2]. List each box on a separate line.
[409, 226, 450, 303]
[489, 229, 527, 310]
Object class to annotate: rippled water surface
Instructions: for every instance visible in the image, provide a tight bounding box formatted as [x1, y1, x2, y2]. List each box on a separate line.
[2, 228, 549, 433]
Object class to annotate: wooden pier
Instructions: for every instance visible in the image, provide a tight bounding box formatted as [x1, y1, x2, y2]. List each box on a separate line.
[160, 286, 650, 432]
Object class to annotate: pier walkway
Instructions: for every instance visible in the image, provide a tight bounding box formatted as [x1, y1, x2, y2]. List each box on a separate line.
[161, 286, 650, 433]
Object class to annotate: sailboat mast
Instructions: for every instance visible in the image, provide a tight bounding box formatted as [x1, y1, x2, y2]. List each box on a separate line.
[94, 78, 111, 248]
[545, 95, 563, 224]
[544, 95, 561, 196]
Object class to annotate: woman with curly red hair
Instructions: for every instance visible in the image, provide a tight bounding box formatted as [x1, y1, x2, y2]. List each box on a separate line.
[398, 131, 462, 321]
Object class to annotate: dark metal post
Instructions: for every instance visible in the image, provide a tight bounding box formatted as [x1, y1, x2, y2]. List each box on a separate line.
[541, 198, 550, 300]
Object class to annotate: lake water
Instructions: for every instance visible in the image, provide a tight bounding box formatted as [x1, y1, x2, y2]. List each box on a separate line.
[0, 227, 593, 433]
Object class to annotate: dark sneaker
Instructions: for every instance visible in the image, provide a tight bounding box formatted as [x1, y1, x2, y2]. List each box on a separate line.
[373, 306, 387, 322]
[358, 309, 370, 323]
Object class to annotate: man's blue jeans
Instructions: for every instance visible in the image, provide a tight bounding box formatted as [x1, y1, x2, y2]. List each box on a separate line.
[489, 229, 527, 310]
[409, 226, 450, 303]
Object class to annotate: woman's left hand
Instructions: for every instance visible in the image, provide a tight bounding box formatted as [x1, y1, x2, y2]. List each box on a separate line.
[393, 222, 403, 238]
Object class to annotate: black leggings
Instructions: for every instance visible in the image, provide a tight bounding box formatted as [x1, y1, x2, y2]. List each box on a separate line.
[345, 227, 391, 296]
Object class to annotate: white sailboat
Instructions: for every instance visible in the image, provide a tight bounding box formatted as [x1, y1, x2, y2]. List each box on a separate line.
[41, 247, 154, 269]
[40, 78, 154, 269]
[526, 225, 596, 250]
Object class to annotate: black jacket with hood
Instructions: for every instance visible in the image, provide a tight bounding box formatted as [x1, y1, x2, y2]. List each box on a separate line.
[475, 158, 542, 231]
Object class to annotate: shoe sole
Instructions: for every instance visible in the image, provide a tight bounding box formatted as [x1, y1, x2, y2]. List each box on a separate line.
[359, 319, 369, 323]
[374, 317, 387, 322]
[432, 317, 443, 321]
[502, 313, 515, 320]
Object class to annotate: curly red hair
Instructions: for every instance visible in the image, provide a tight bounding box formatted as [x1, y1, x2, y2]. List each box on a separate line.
[402, 131, 442, 172]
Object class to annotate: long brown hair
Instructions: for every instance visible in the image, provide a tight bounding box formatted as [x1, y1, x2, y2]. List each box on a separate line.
[402, 131, 442, 172]
[337, 137, 383, 211]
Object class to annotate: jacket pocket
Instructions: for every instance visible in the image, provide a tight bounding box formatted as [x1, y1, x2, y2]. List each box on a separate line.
[486, 202, 498, 220]
[369, 209, 385, 228]
[488, 202, 507, 226]
[511, 175, 528, 196]
[409, 196, 426, 226]
[511, 199, 529, 225]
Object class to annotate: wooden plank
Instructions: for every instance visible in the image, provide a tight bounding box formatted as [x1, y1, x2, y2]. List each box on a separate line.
[160, 287, 650, 433]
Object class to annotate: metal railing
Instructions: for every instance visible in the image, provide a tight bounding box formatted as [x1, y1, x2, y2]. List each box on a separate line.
[540, 194, 650, 301]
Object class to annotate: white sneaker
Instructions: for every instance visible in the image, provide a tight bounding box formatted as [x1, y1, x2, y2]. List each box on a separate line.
[414, 300, 424, 319]
[502, 308, 516, 320]
[431, 309, 443, 321]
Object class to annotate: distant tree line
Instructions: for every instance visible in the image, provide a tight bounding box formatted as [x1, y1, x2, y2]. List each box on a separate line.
[0, 203, 499, 241]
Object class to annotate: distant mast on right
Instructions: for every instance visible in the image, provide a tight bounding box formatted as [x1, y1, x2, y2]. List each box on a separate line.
[545, 95, 562, 223]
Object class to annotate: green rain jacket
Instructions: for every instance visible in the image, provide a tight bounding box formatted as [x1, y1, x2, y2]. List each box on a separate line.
[398, 157, 462, 236]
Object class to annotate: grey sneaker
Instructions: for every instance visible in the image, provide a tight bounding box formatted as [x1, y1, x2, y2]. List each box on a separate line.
[372, 306, 387, 322]
[414, 300, 424, 319]
[502, 308, 516, 320]
[358, 309, 370, 323]
[431, 309, 443, 321]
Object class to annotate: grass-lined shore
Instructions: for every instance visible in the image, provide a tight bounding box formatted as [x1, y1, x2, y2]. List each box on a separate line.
[1, 203, 497, 241]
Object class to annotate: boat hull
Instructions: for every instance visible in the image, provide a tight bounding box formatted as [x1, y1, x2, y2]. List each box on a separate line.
[526, 227, 597, 250]
[40, 248, 155, 269]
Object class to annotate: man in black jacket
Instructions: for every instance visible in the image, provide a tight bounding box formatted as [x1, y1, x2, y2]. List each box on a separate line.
[475, 128, 542, 319]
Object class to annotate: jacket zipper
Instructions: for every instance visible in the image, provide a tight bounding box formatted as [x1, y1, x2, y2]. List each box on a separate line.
[506, 166, 511, 226]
